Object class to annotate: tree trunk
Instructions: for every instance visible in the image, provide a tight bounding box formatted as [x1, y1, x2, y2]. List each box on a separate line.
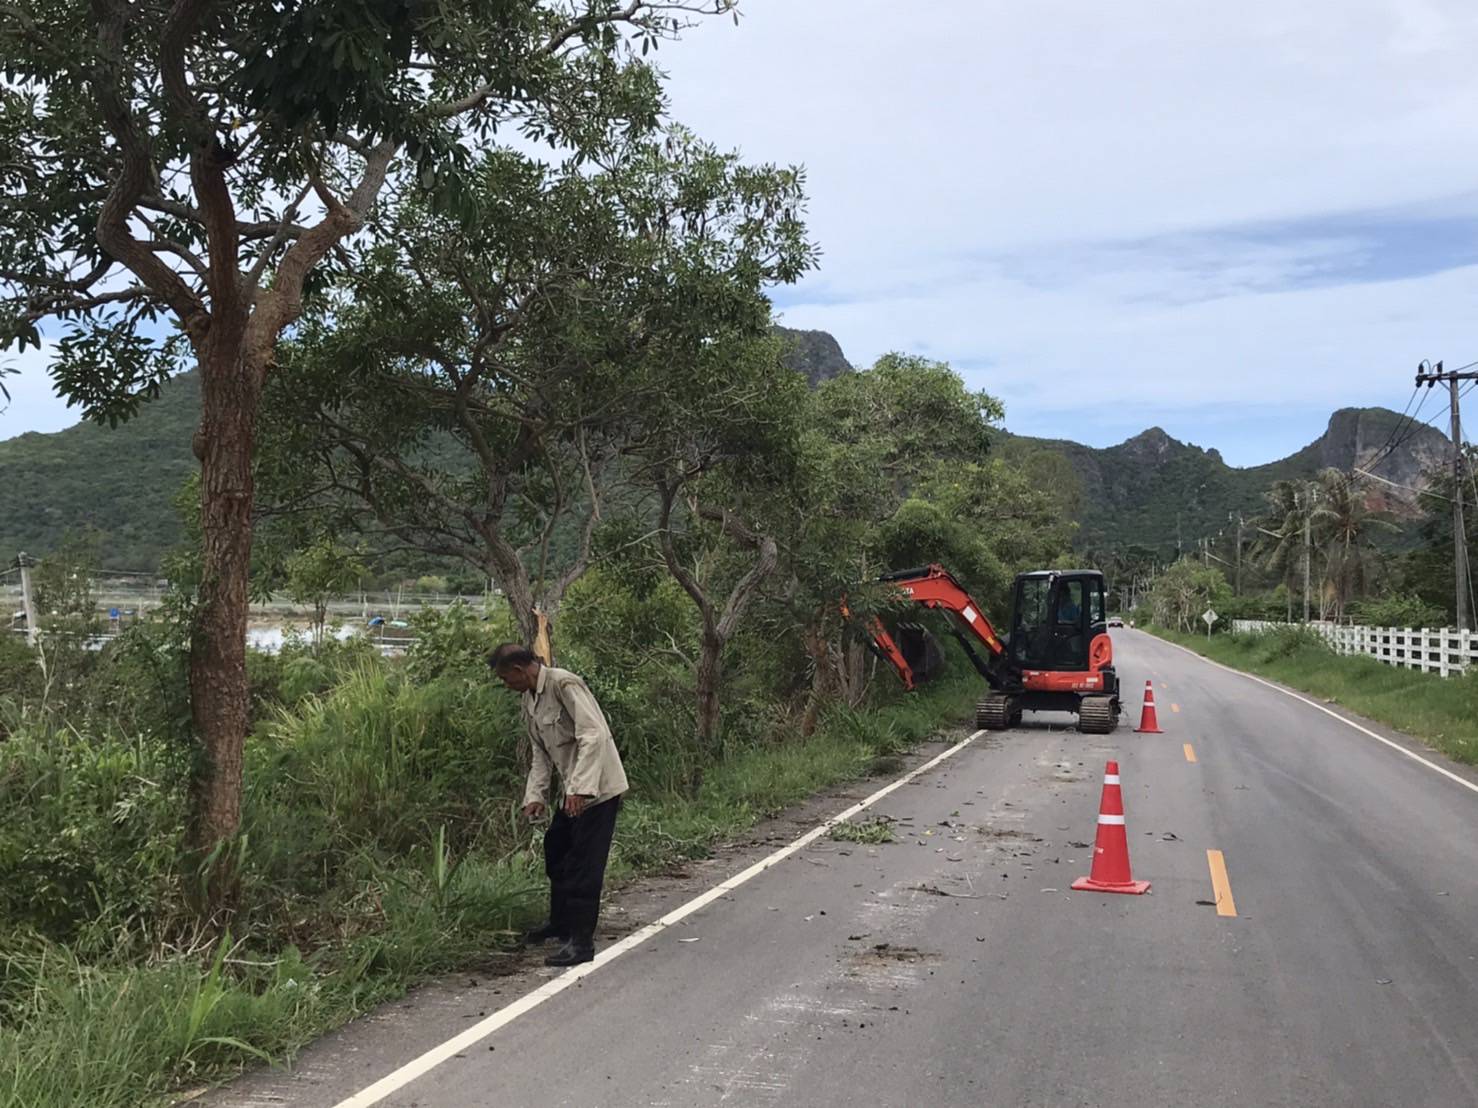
[187, 340, 262, 915]
[695, 628, 723, 752]
[800, 622, 835, 737]
[485, 541, 538, 645]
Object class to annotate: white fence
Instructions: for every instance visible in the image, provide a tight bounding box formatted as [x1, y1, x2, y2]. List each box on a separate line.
[1231, 620, 1478, 677]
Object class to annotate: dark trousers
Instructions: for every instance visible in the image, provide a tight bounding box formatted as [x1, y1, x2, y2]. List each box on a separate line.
[544, 795, 621, 944]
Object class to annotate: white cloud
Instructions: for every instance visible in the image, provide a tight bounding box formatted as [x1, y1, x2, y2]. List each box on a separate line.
[659, 0, 1478, 462]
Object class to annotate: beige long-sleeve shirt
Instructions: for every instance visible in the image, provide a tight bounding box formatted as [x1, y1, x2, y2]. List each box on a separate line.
[520, 665, 629, 808]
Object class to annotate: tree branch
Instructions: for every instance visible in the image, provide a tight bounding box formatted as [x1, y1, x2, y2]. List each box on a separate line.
[656, 476, 715, 629]
[248, 138, 397, 368]
[88, 0, 210, 345]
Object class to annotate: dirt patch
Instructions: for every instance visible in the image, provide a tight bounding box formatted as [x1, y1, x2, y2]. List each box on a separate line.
[850, 943, 937, 968]
[974, 827, 1042, 842]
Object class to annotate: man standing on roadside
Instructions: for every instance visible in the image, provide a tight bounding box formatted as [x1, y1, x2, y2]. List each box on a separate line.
[489, 643, 628, 967]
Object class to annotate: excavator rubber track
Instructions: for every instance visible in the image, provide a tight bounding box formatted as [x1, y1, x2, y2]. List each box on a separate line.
[1077, 695, 1118, 734]
[975, 694, 1015, 731]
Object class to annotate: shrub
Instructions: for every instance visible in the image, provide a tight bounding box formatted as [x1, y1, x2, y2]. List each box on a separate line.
[0, 722, 190, 950]
[1345, 593, 1447, 629]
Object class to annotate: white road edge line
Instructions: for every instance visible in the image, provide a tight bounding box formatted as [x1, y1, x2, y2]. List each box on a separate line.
[1150, 634, 1478, 797]
[332, 728, 990, 1108]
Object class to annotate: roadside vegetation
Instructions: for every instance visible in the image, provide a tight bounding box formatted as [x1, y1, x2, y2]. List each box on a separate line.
[0, 277, 1069, 1107]
[1146, 625, 1478, 767]
[0, 574, 983, 1107]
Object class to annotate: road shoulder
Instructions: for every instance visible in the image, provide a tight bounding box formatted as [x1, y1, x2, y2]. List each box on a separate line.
[1141, 629, 1478, 795]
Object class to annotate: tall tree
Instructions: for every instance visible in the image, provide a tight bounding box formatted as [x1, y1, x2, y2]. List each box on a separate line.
[0, 0, 731, 898]
[777, 355, 1062, 720]
[631, 333, 806, 772]
[261, 130, 812, 650]
[1259, 478, 1319, 621]
[1148, 557, 1229, 632]
[1312, 468, 1397, 620]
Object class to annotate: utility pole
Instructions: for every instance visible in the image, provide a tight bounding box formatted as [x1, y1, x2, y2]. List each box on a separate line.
[1229, 512, 1244, 596]
[1301, 495, 1311, 623]
[16, 552, 38, 649]
[1417, 360, 1477, 630]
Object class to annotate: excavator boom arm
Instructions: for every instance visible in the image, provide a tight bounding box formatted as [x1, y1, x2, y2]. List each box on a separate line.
[864, 564, 1012, 690]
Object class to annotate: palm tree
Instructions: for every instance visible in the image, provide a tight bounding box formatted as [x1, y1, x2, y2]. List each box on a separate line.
[1257, 479, 1320, 621]
[1313, 468, 1399, 620]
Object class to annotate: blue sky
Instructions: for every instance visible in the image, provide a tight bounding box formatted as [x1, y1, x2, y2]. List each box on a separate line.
[655, 0, 1478, 465]
[7, 0, 1478, 467]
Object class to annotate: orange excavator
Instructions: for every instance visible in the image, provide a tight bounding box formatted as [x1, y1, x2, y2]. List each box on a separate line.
[860, 564, 1120, 734]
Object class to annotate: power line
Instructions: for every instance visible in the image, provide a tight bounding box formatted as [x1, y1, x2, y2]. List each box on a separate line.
[1364, 383, 1423, 474]
[1351, 466, 1460, 503]
[1360, 394, 1429, 477]
[1360, 364, 1478, 476]
[1363, 384, 1452, 474]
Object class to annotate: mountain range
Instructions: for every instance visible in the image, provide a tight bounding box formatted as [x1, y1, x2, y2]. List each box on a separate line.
[0, 329, 1451, 570]
[1001, 406, 1450, 556]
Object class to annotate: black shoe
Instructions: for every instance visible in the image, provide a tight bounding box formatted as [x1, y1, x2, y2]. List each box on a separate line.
[544, 940, 595, 967]
[522, 921, 567, 945]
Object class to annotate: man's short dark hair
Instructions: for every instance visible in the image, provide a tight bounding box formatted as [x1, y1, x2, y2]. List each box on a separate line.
[489, 643, 538, 669]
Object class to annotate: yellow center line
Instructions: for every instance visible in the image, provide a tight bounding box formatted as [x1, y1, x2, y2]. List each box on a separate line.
[1183, 743, 1197, 763]
[1171, 703, 1181, 713]
[1206, 850, 1237, 917]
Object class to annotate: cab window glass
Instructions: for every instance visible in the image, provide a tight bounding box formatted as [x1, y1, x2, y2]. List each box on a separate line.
[1056, 581, 1083, 624]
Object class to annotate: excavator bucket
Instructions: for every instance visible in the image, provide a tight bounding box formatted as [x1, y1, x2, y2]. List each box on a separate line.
[895, 622, 945, 684]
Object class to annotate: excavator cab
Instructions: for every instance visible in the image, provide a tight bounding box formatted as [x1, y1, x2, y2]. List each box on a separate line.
[1008, 570, 1107, 673]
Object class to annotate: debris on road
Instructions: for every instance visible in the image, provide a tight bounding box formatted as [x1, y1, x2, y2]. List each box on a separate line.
[910, 883, 984, 899]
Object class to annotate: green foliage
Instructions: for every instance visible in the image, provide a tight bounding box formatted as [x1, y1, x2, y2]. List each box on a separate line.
[0, 722, 190, 948]
[0, 363, 198, 572]
[260, 128, 814, 643]
[559, 566, 696, 679]
[1345, 592, 1447, 629]
[403, 601, 510, 685]
[0, 632, 42, 725]
[829, 817, 896, 844]
[244, 670, 523, 865]
[23, 535, 103, 719]
[245, 633, 382, 715]
[283, 540, 367, 644]
[1147, 558, 1231, 633]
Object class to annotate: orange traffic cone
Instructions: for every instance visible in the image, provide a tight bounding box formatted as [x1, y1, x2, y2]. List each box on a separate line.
[1071, 760, 1150, 895]
[1134, 680, 1163, 734]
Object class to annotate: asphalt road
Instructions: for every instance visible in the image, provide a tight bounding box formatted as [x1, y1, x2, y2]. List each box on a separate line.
[214, 629, 1478, 1108]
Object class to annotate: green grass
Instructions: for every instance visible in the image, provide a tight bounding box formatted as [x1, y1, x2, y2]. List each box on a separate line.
[0, 671, 978, 1108]
[1147, 625, 1478, 766]
[828, 817, 896, 844]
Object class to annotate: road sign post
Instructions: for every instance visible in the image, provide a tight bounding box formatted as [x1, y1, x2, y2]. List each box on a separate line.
[1202, 607, 1218, 641]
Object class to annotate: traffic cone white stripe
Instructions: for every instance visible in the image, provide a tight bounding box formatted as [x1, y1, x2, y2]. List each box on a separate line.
[1097, 814, 1125, 825]
[1103, 774, 1120, 784]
